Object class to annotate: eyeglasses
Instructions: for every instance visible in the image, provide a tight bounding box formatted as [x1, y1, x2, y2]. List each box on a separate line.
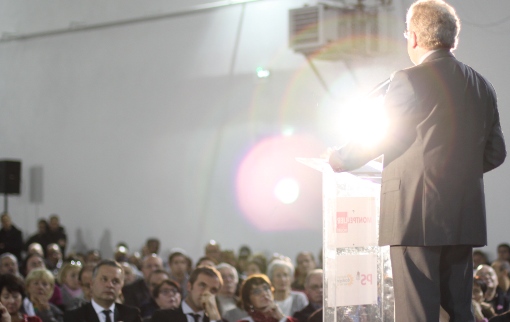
[250, 284, 271, 296]
[159, 288, 178, 296]
[309, 284, 323, 291]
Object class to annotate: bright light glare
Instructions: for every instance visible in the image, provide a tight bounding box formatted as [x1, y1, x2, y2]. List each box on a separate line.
[274, 178, 300, 204]
[340, 96, 387, 147]
[282, 127, 294, 136]
[256, 67, 270, 78]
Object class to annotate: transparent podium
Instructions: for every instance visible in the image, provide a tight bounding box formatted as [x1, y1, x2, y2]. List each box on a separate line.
[298, 158, 394, 322]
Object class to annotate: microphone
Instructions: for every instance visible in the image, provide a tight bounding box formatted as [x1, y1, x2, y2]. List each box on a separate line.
[367, 78, 391, 98]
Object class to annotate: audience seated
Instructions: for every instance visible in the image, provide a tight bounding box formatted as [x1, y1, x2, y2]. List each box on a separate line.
[168, 251, 190, 298]
[293, 269, 323, 322]
[498, 244, 510, 263]
[21, 253, 63, 309]
[58, 262, 83, 310]
[24, 220, 49, 257]
[291, 251, 317, 291]
[216, 263, 240, 315]
[267, 259, 308, 316]
[237, 245, 252, 277]
[238, 274, 298, 322]
[220, 250, 238, 269]
[67, 265, 94, 311]
[120, 262, 139, 285]
[491, 260, 510, 314]
[9, 215, 510, 321]
[128, 252, 143, 271]
[142, 238, 160, 257]
[473, 276, 496, 321]
[244, 255, 267, 277]
[23, 254, 45, 277]
[45, 215, 67, 256]
[23, 268, 64, 322]
[205, 240, 222, 264]
[0, 273, 42, 322]
[151, 265, 223, 322]
[490, 311, 510, 322]
[139, 269, 169, 320]
[27, 243, 44, 258]
[122, 254, 163, 309]
[0, 253, 21, 277]
[147, 279, 181, 319]
[63, 259, 141, 322]
[114, 243, 129, 263]
[0, 213, 23, 262]
[196, 256, 217, 268]
[474, 250, 491, 270]
[45, 244, 63, 278]
[477, 264, 500, 302]
[84, 250, 101, 266]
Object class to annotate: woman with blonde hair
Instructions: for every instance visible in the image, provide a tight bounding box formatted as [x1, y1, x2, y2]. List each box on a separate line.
[0, 274, 42, 322]
[23, 268, 63, 322]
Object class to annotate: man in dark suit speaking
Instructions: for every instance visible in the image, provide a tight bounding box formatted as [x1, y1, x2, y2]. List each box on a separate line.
[329, 0, 506, 321]
[64, 260, 141, 322]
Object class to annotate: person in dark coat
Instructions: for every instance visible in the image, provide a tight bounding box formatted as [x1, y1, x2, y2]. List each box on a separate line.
[64, 260, 141, 322]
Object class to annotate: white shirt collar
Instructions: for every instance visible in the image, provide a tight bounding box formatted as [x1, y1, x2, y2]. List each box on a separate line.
[91, 299, 115, 322]
[182, 300, 204, 316]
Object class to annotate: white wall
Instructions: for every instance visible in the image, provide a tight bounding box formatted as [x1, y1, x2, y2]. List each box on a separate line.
[1, 0, 509, 262]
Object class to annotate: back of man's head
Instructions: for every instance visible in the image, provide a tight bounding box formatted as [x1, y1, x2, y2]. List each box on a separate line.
[407, 0, 460, 50]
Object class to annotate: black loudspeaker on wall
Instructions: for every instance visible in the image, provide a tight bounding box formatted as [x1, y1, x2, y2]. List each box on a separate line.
[0, 160, 21, 195]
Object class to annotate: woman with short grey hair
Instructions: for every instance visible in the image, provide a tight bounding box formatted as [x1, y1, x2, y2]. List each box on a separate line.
[266, 259, 308, 316]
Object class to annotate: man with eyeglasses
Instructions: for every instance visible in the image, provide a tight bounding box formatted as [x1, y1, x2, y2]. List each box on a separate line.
[151, 266, 224, 322]
[64, 259, 141, 322]
[216, 263, 240, 315]
[329, 0, 506, 321]
[139, 269, 170, 319]
[292, 269, 323, 322]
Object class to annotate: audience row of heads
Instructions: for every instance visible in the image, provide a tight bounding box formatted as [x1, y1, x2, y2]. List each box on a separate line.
[473, 243, 510, 269]
[473, 259, 510, 303]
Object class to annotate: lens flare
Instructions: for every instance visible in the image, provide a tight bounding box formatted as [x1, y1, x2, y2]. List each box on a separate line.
[274, 178, 300, 204]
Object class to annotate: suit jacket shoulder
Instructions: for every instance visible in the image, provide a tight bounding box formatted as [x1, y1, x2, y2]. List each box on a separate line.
[64, 302, 141, 322]
[64, 303, 98, 322]
[150, 306, 188, 322]
[116, 303, 142, 322]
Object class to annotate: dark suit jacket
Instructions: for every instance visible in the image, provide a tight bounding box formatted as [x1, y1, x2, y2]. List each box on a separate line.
[63, 302, 142, 322]
[123, 278, 151, 309]
[150, 305, 213, 322]
[293, 303, 321, 322]
[330, 49, 506, 247]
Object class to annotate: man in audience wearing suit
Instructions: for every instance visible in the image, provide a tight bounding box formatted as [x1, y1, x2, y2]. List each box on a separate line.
[123, 253, 164, 309]
[151, 265, 223, 322]
[64, 259, 141, 322]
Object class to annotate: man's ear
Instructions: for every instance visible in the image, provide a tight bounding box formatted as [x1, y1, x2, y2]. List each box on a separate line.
[411, 31, 418, 49]
[187, 281, 192, 292]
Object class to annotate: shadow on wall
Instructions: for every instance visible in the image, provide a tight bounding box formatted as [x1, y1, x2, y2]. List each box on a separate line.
[70, 228, 87, 255]
[99, 229, 114, 259]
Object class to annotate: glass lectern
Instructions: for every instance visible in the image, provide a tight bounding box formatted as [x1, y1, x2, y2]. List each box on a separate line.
[298, 158, 394, 322]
